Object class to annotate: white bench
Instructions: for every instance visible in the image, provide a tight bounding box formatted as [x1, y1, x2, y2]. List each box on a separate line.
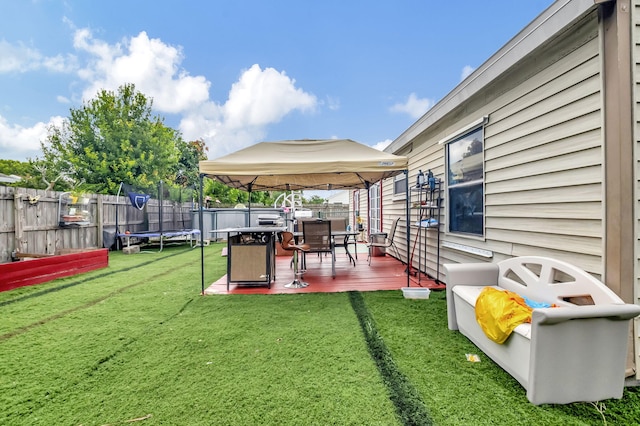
[444, 256, 640, 405]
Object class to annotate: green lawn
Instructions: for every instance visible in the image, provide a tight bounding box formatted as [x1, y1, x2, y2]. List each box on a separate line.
[1, 244, 638, 425]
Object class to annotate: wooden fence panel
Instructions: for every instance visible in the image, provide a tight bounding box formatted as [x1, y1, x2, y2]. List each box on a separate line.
[0, 186, 198, 263]
[0, 186, 14, 263]
[0, 186, 345, 264]
[0, 187, 99, 263]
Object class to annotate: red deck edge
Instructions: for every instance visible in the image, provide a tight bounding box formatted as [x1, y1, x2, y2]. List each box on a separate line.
[0, 249, 109, 292]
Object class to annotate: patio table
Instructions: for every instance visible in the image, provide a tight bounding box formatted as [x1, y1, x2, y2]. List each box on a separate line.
[293, 230, 359, 266]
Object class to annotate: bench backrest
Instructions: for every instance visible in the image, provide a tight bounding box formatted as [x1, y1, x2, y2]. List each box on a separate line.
[497, 256, 624, 306]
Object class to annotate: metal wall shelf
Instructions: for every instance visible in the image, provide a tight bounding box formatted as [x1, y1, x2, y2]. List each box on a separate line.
[409, 173, 442, 283]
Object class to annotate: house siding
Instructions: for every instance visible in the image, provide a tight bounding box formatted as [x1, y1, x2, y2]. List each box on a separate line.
[632, 0, 640, 379]
[381, 11, 603, 281]
[483, 26, 603, 274]
[366, 0, 640, 380]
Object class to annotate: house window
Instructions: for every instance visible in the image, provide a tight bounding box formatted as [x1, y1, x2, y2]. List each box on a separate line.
[393, 173, 406, 199]
[446, 127, 484, 236]
[369, 182, 381, 233]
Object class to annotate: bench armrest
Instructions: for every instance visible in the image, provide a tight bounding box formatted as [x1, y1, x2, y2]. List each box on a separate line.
[443, 262, 499, 287]
[444, 262, 499, 330]
[528, 303, 640, 404]
[532, 304, 640, 325]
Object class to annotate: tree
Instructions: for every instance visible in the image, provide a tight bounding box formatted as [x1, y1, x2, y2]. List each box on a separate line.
[305, 195, 327, 204]
[175, 139, 208, 188]
[37, 83, 181, 194]
[201, 177, 284, 207]
[203, 178, 246, 206]
[0, 159, 31, 176]
[463, 138, 483, 157]
[0, 160, 43, 188]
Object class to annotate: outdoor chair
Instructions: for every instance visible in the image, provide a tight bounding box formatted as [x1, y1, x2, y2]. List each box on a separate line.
[302, 219, 336, 278]
[366, 217, 401, 266]
[280, 231, 310, 288]
[328, 217, 357, 265]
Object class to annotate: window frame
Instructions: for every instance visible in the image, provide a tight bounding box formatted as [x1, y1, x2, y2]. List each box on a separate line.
[443, 122, 486, 238]
[368, 182, 381, 233]
[392, 173, 407, 201]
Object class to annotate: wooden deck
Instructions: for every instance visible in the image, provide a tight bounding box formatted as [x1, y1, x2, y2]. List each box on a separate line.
[204, 245, 445, 295]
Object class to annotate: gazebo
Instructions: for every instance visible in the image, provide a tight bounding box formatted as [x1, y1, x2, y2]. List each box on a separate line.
[197, 139, 410, 293]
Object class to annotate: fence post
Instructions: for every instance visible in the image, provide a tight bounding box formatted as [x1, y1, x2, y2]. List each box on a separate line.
[97, 195, 104, 248]
[13, 191, 24, 253]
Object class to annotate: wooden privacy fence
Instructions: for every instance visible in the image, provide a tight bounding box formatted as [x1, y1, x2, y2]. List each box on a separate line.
[0, 186, 351, 264]
[0, 186, 193, 264]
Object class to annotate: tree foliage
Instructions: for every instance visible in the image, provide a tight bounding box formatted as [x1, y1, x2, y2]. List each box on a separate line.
[0, 159, 31, 176]
[305, 195, 328, 204]
[175, 139, 208, 188]
[201, 178, 282, 207]
[463, 138, 483, 157]
[0, 160, 44, 188]
[35, 83, 191, 194]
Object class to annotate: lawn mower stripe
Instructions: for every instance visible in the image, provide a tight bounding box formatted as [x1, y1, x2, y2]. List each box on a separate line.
[349, 291, 434, 426]
[0, 258, 199, 341]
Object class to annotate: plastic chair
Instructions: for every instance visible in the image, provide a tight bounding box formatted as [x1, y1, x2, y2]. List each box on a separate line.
[367, 217, 401, 265]
[280, 231, 310, 288]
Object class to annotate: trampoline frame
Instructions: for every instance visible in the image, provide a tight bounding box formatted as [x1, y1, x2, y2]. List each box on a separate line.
[115, 181, 198, 252]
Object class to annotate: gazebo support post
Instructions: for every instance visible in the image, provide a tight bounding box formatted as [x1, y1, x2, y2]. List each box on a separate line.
[247, 183, 252, 227]
[404, 169, 410, 288]
[199, 174, 205, 294]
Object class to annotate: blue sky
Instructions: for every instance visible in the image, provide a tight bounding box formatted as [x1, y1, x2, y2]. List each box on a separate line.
[1, 0, 555, 162]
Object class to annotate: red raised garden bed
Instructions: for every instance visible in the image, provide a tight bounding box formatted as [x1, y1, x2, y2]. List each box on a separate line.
[0, 249, 109, 292]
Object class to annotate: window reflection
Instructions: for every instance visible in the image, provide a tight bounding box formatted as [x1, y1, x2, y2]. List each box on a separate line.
[447, 128, 483, 185]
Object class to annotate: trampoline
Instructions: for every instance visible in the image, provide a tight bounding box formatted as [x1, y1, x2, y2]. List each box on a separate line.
[119, 229, 201, 251]
[115, 181, 200, 252]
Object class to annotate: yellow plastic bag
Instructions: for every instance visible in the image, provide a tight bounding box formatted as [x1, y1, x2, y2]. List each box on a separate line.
[475, 287, 532, 344]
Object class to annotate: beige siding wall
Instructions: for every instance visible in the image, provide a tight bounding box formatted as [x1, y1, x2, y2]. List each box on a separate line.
[380, 174, 410, 264]
[484, 31, 603, 274]
[379, 175, 395, 233]
[405, 143, 446, 279]
[379, 11, 603, 281]
[632, 0, 640, 379]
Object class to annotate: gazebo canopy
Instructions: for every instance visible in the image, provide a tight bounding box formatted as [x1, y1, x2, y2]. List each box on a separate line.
[198, 139, 408, 191]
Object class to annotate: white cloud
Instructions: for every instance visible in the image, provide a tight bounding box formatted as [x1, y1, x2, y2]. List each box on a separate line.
[74, 29, 211, 114]
[182, 64, 317, 158]
[461, 65, 475, 81]
[371, 139, 392, 151]
[0, 115, 65, 161]
[0, 39, 76, 73]
[324, 95, 341, 111]
[1, 26, 318, 161]
[223, 64, 316, 128]
[390, 93, 434, 119]
[71, 30, 318, 159]
[0, 40, 41, 72]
